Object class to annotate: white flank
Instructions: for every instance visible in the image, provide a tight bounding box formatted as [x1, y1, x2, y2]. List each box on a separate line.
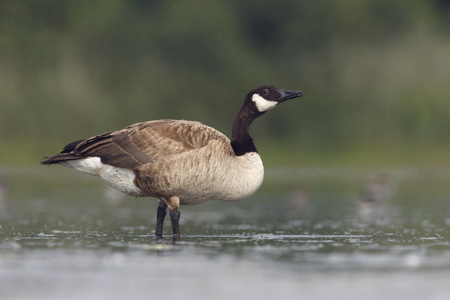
[60, 157, 144, 197]
[252, 94, 278, 112]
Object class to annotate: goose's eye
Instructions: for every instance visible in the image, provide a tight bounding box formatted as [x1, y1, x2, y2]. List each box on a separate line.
[262, 89, 269, 96]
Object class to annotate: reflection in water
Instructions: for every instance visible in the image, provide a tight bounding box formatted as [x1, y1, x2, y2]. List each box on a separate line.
[358, 174, 397, 223]
[103, 185, 127, 207]
[288, 185, 311, 214]
[359, 174, 397, 203]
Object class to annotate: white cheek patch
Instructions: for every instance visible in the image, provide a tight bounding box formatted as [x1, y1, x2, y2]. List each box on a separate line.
[252, 94, 278, 112]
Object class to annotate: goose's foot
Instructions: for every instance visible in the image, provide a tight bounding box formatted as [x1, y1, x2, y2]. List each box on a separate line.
[170, 209, 181, 242]
[155, 202, 167, 241]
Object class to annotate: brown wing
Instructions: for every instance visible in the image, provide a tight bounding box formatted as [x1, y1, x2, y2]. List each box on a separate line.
[42, 119, 229, 169]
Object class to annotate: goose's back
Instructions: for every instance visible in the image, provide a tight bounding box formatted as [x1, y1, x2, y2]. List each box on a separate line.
[68, 119, 231, 169]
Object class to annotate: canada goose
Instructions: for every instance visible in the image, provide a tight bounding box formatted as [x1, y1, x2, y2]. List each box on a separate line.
[41, 85, 303, 240]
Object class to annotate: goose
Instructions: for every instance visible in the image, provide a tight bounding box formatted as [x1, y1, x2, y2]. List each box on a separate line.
[41, 85, 303, 240]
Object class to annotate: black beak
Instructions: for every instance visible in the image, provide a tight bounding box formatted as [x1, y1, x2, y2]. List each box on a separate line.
[278, 88, 303, 102]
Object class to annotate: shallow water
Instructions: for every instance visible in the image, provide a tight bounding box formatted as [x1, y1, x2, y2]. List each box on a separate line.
[1, 166, 450, 300]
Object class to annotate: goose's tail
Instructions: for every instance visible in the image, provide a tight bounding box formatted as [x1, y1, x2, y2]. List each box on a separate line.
[40, 139, 85, 165]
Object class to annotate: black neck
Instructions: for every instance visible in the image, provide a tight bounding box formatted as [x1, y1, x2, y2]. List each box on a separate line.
[230, 105, 261, 156]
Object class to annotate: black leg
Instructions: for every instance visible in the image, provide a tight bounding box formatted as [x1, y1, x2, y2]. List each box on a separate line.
[155, 205, 167, 240]
[170, 209, 181, 242]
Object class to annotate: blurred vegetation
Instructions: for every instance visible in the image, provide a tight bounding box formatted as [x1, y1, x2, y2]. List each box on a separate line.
[1, 0, 450, 166]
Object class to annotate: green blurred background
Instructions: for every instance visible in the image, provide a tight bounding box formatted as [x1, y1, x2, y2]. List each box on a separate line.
[1, 0, 450, 167]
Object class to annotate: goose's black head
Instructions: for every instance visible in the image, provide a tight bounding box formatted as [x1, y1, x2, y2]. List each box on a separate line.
[247, 84, 303, 115]
[231, 84, 303, 156]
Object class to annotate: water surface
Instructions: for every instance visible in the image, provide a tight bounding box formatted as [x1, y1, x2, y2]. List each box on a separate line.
[1, 166, 450, 299]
